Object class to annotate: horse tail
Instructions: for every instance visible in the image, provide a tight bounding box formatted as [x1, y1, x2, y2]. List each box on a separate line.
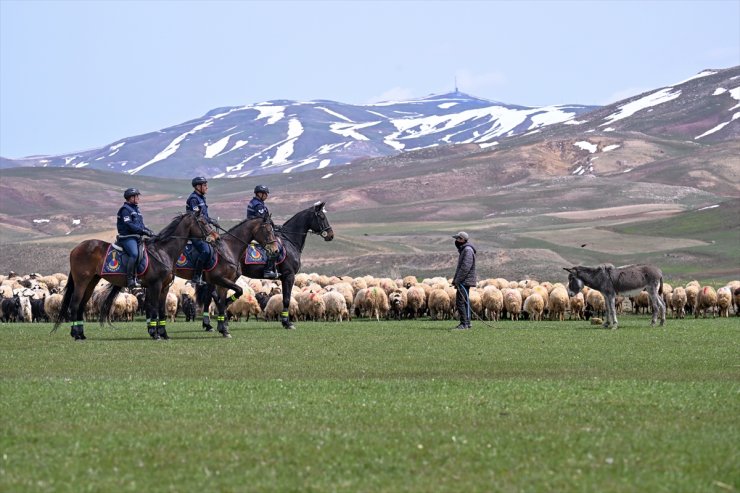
[99, 283, 123, 326]
[51, 272, 74, 333]
[196, 282, 213, 308]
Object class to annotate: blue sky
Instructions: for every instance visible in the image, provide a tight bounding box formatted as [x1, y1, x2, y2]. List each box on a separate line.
[1, 0, 738, 159]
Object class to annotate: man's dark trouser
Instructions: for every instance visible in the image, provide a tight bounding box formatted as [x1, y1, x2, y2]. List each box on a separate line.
[455, 284, 472, 327]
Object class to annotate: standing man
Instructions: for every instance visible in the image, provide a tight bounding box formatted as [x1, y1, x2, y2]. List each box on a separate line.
[451, 231, 477, 330]
[186, 176, 219, 285]
[246, 185, 279, 279]
[117, 188, 154, 289]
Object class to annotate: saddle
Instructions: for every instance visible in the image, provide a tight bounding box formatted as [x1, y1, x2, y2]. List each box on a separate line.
[175, 242, 218, 271]
[244, 238, 286, 265]
[102, 243, 149, 276]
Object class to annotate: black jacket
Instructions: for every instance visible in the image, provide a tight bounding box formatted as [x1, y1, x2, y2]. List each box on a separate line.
[453, 241, 477, 287]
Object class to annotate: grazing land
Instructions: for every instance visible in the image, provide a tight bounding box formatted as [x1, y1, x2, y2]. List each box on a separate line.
[1, 316, 738, 492]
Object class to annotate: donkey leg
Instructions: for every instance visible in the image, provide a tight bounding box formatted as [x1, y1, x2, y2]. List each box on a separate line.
[648, 286, 660, 326]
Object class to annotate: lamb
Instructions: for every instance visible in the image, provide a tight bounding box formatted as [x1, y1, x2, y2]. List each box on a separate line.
[388, 288, 408, 320]
[502, 288, 522, 321]
[547, 287, 569, 322]
[630, 291, 650, 314]
[695, 286, 717, 318]
[322, 290, 349, 322]
[405, 285, 427, 319]
[585, 289, 606, 319]
[523, 292, 545, 321]
[166, 291, 179, 322]
[670, 287, 687, 319]
[181, 294, 197, 322]
[569, 292, 585, 320]
[716, 287, 732, 318]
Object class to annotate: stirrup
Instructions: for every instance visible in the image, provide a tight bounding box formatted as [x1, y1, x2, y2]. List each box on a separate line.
[127, 278, 141, 289]
[263, 270, 279, 279]
[190, 274, 206, 286]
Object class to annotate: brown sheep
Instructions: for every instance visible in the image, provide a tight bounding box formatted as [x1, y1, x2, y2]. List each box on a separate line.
[569, 292, 585, 320]
[428, 288, 452, 320]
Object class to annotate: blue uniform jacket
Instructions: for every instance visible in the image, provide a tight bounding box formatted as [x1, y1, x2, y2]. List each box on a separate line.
[186, 191, 213, 223]
[246, 197, 269, 220]
[117, 203, 148, 236]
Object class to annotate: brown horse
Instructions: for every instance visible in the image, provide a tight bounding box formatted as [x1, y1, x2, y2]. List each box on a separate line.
[53, 212, 217, 341]
[177, 216, 277, 337]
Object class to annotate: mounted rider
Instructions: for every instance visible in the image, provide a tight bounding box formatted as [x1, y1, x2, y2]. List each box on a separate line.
[246, 185, 279, 279]
[117, 188, 154, 289]
[185, 176, 220, 286]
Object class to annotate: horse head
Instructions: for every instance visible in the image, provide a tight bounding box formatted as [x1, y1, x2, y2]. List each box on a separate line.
[311, 201, 334, 241]
[257, 216, 278, 255]
[191, 212, 219, 244]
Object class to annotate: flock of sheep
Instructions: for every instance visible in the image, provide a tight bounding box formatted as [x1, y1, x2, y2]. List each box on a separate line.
[2, 271, 739, 325]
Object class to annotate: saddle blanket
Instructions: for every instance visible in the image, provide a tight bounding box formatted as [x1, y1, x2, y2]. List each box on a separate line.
[175, 243, 218, 271]
[244, 238, 287, 265]
[101, 245, 149, 276]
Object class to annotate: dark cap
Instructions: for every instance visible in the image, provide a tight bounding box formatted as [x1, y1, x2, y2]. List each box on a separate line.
[452, 232, 469, 240]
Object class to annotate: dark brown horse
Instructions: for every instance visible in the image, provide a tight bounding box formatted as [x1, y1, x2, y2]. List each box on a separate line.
[241, 202, 334, 330]
[53, 212, 217, 340]
[177, 217, 277, 337]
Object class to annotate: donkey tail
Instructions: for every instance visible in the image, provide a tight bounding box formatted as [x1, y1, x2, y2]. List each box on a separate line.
[659, 277, 664, 296]
[51, 272, 74, 334]
[99, 283, 123, 326]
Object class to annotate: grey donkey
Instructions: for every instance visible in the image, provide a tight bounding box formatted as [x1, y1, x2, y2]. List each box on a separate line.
[564, 264, 666, 329]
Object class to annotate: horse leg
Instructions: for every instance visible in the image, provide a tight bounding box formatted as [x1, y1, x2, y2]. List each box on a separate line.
[145, 284, 160, 340]
[213, 286, 234, 338]
[280, 275, 296, 330]
[69, 275, 99, 341]
[156, 284, 170, 340]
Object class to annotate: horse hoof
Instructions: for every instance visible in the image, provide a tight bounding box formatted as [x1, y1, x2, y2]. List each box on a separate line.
[283, 324, 296, 330]
[221, 332, 232, 339]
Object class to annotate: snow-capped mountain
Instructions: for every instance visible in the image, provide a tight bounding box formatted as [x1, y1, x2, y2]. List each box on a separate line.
[2, 92, 597, 178]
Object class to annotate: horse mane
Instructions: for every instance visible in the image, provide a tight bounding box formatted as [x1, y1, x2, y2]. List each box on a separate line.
[155, 212, 190, 241]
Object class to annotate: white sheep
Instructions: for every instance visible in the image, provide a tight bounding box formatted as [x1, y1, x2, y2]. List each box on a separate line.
[716, 287, 732, 318]
[428, 288, 452, 320]
[322, 290, 349, 322]
[547, 287, 569, 322]
[360, 287, 390, 321]
[502, 288, 522, 321]
[696, 286, 717, 318]
[481, 286, 503, 321]
[523, 292, 545, 321]
[670, 287, 687, 319]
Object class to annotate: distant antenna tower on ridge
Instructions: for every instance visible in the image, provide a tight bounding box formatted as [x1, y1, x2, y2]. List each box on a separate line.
[454, 76, 459, 93]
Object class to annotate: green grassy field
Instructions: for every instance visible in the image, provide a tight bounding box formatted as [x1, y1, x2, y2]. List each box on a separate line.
[1, 316, 739, 492]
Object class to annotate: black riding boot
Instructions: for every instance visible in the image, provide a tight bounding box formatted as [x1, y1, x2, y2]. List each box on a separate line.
[264, 257, 279, 279]
[126, 259, 141, 289]
[191, 259, 206, 286]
